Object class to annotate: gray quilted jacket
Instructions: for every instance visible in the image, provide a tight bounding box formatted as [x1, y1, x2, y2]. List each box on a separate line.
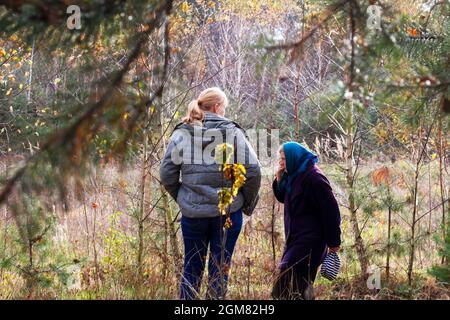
[160, 112, 261, 218]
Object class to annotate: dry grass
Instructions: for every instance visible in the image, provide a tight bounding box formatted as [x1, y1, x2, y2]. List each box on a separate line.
[0, 159, 448, 300]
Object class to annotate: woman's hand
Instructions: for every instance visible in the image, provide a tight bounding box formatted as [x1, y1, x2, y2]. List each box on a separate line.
[276, 164, 285, 182]
[328, 246, 340, 253]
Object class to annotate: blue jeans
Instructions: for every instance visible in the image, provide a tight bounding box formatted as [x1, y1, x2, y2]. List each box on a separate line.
[180, 209, 243, 300]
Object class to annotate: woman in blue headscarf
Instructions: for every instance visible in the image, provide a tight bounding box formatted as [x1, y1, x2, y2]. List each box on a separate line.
[272, 142, 341, 300]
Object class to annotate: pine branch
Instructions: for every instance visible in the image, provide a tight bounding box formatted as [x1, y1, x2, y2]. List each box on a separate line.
[0, 0, 173, 207]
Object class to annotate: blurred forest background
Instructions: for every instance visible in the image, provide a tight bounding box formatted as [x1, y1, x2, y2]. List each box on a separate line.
[0, 0, 449, 299]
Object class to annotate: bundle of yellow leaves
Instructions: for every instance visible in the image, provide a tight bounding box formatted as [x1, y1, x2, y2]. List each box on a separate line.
[215, 144, 247, 226]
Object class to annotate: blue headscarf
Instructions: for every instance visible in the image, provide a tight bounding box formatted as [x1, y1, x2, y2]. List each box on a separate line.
[278, 142, 319, 193]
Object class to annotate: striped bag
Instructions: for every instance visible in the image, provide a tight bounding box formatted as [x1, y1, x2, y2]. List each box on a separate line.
[320, 251, 341, 281]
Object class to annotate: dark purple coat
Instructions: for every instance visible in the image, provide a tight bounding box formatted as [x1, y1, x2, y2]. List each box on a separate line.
[273, 163, 341, 273]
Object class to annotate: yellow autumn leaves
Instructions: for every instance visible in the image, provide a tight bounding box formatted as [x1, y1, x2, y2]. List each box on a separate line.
[217, 163, 246, 213]
[1, 40, 28, 97]
[180, 0, 216, 14]
[215, 143, 247, 229]
[223, 164, 246, 195]
[215, 142, 234, 165]
[180, 1, 190, 13]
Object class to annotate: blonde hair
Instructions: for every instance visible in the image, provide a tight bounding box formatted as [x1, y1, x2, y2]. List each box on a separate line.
[182, 87, 228, 126]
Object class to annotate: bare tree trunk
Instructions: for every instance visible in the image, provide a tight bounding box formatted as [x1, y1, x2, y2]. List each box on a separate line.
[1, 144, 11, 282]
[82, 197, 90, 257]
[92, 202, 100, 290]
[136, 108, 150, 298]
[427, 160, 434, 262]
[235, 18, 243, 98]
[346, 2, 368, 278]
[317, 37, 323, 84]
[246, 257, 251, 298]
[26, 237, 36, 299]
[386, 185, 392, 283]
[271, 193, 276, 267]
[254, 65, 267, 127]
[163, 197, 168, 282]
[407, 115, 435, 286]
[161, 187, 182, 272]
[293, 79, 300, 141]
[438, 113, 447, 265]
[26, 39, 35, 105]
[407, 167, 419, 286]
[346, 102, 368, 277]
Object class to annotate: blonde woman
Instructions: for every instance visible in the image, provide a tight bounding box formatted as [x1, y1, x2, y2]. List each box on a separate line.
[160, 87, 261, 299]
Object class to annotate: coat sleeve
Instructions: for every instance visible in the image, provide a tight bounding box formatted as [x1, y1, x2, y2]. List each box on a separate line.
[310, 173, 342, 248]
[159, 132, 182, 201]
[235, 128, 261, 216]
[272, 179, 285, 204]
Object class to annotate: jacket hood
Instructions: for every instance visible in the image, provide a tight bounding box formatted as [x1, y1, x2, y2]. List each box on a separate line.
[173, 112, 245, 150]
